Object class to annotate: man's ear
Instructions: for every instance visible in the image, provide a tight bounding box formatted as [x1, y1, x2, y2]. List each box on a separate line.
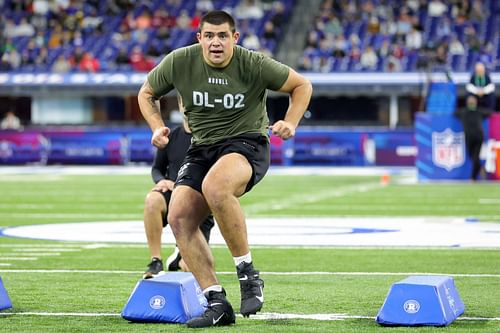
[233, 31, 240, 43]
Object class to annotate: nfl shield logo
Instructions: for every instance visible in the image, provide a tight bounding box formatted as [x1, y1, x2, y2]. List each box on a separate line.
[432, 129, 465, 171]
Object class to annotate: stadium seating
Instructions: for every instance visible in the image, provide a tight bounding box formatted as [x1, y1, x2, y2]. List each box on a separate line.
[300, 0, 499, 72]
[0, 0, 293, 73]
[0, 0, 498, 73]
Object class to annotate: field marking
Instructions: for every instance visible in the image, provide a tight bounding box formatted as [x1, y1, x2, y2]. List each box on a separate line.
[2, 252, 61, 256]
[479, 198, 500, 204]
[244, 182, 381, 215]
[3, 217, 500, 247]
[11, 248, 80, 252]
[0, 269, 499, 278]
[0, 311, 498, 322]
[0, 258, 37, 261]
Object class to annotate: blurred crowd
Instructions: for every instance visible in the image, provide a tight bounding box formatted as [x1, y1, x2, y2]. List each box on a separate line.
[298, 0, 497, 72]
[0, 0, 289, 73]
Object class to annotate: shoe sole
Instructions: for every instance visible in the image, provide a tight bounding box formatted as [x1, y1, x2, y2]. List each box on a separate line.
[142, 270, 166, 279]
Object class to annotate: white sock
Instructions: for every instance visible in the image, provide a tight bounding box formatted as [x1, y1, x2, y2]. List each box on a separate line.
[233, 252, 252, 266]
[203, 285, 223, 295]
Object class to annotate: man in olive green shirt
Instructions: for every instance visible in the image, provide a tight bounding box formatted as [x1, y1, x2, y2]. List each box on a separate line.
[138, 10, 312, 328]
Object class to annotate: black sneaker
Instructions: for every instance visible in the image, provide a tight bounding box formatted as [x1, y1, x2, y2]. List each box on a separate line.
[186, 289, 236, 328]
[237, 262, 264, 317]
[166, 246, 182, 271]
[143, 257, 164, 279]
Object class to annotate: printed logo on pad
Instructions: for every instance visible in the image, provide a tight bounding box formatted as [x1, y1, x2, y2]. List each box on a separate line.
[403, 300, 420, 314]
[149, 295, 166, 309]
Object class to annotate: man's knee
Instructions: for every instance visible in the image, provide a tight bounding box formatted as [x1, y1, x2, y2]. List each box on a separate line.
[144, 191, 166, 216]
[167, 209, 198, 237]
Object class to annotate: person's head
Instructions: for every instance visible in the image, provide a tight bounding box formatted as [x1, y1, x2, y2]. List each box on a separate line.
[474, 62, 485, 76]
[197, 10, 239, 68]
[466, 95, 478, 109]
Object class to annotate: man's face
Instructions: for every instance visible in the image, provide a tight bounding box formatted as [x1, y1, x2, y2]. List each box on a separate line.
[197, 22, 239, 68]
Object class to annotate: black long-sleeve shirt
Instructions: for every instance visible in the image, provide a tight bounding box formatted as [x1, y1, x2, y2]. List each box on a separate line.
[151, 126, 192, 184]
[454, 106, 491, 137]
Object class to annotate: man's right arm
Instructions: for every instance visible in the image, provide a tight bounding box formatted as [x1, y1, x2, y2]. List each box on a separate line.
[138, 80, 170, 148]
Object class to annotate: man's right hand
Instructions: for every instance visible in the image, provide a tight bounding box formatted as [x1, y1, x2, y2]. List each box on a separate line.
[151, 126, 170, 148]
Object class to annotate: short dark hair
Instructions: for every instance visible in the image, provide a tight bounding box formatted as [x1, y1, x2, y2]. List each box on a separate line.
[199, 10, 236, 33]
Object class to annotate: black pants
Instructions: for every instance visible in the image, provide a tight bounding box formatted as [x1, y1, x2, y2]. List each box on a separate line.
[465, 132, 483, 180]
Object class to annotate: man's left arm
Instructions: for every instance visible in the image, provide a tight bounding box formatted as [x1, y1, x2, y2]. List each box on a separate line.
[271, 68, 313, 140]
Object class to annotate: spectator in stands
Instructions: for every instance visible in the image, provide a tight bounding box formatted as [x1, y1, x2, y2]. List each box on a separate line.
[235, 0, 264, 20]
[196, 0, 214, 12]
[428, 0, 447, 17]
[12, 17, 35, 38]
[385, 55, 402, 72]
[454, 95, 492, 181]
[48, 23, 64, 48]
[191, 10, 203, 30]
[406, 26, 422, 50]
[448, 35, 465, 56]
[136, 8, 152, 30]
[81, 7, 104, 34]
[20, 42, 37, 67]
[242, 31, 260, 51]
[69, 46, 85, 69]
[464, 25, 481, 52]
[324, 13, 343, 36]
[143, 119, 215, 278]
[1, 49, 21, 71]
[112, 21, 132, 45]
[270, 1, 286, 29]
[115, 47, 130, 65]
[378, 38, 391, 58]
[176, 9, 191, 30]
[469, 0, 486, 22]
[151, 8, 176, 29]
[262, 20, 277, 42]
[34, 46, 49, 70]
[367, 15, 380, 35]
[0, 53, 13, 72]
[129, 45, 154, 72]
[332, 34, 347, 58]
[360, 46, 378, 70]
[52, 54, 72, 73]
[1, 110, 22, 130]
[436, 17, 452, 40]
[3, 19, 18, 39]
[466, 62, 496, 111]
[79, 51, 100, 72]
[350, 45, 361, 64]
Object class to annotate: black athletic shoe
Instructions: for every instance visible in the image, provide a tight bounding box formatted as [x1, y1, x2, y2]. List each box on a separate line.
[186, 289, 236, 328]
[237, 262, 264, 317]
[143, 257, 164, 279]
[166, 246, 182, 271]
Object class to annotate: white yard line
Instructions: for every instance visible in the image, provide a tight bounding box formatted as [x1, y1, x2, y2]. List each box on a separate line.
[0, 269, 499, 278]
[1, 252, 61, 256]
[0, 258, 37, 261]
[0, 311, 498, 322]
[11, 248, 80, 252]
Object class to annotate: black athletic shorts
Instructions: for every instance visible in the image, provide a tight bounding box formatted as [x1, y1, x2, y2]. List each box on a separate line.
[175, 133, 270, 194]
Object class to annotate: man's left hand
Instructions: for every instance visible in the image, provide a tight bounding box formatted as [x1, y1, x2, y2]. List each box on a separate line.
[269, 120, 296, 140]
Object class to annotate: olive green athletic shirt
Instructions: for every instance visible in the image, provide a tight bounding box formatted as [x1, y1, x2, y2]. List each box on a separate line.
[148, 44, 290, 144]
